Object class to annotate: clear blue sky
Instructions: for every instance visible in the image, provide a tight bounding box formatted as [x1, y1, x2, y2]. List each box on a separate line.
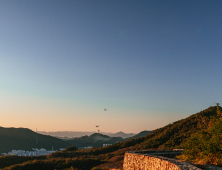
[0, 0, 222, 133]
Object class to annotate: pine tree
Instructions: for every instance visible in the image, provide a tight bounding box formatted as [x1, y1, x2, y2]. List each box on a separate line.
[216, 103, 221, 116]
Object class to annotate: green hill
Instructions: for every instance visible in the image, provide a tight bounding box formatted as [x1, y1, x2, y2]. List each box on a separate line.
[135, 106, 218, 150]
[67, 133, 123, 147]
[0, 127, 71, 153]
[178, 105, 222, 165]
[124, 130, 153, 140]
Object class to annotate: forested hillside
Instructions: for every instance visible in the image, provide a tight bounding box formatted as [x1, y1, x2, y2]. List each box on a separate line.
[178, 105, 222, 165]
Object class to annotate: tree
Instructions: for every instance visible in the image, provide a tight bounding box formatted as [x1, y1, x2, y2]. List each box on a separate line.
[216, 103, 221, 116]
[63, 146, 78, 152]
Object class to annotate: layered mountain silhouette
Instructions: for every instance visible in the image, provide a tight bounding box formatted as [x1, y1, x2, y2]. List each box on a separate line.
[0, 128, 144, 153]
[67, 133, 124, 148]
[38, 131, 136, 139]
[1, 106, 218, 154]
[124, 130, 153, 140]
[0, 127, 71, 153]
[0, 106, 220, 170]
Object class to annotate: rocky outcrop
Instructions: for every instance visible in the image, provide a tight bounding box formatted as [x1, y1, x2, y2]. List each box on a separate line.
[123, 151, 201, 170]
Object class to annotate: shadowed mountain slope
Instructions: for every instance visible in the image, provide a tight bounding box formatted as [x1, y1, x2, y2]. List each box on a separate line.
[67, 133, 123, 148]
[0, 127, 72, 153]
[124, 130, 153, 141]
[109, 131, 135, 138]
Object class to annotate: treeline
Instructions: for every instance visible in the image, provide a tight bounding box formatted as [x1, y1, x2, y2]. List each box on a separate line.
[0, 155, 45, 169]
[1, 157, 102, 170]
[179, 106, 222, 165]
[135, 106, 218, 150]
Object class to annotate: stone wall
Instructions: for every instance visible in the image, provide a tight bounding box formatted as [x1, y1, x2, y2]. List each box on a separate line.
[123, 151, 202, 170]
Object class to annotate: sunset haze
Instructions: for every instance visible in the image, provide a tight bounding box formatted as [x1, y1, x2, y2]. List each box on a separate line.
[1, 0, 222, 133]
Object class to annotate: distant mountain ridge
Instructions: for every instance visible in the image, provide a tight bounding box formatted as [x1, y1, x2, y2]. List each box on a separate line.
[124, 130, 153, 140]
[38, 131, 136, 139]
[0, 128, 140, 153]
[67, 133, 124, 148]
[109, 131, 135, 138]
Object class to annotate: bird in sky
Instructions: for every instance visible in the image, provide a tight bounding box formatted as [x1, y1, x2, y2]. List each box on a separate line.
[104, 108, 107, 111]
[95, 125, 99, 128]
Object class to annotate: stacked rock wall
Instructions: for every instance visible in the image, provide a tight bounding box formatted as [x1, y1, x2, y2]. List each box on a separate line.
[123, 151, 201, 170]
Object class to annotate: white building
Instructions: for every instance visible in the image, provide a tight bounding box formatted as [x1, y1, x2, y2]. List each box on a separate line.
[1, 148, 56, 157]
[103, 144, 112, 147]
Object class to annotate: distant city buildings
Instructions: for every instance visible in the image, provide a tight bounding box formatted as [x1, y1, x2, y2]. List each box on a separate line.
[103, 144, 112, 147]
[1, 148, 57, 156]
[78, 146, 92, 149]
[78, 144, 112, 149]
[1, 144, 113, 156]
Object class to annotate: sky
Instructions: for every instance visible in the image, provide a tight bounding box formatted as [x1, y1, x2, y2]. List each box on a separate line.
[0, 0, 222, 133]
